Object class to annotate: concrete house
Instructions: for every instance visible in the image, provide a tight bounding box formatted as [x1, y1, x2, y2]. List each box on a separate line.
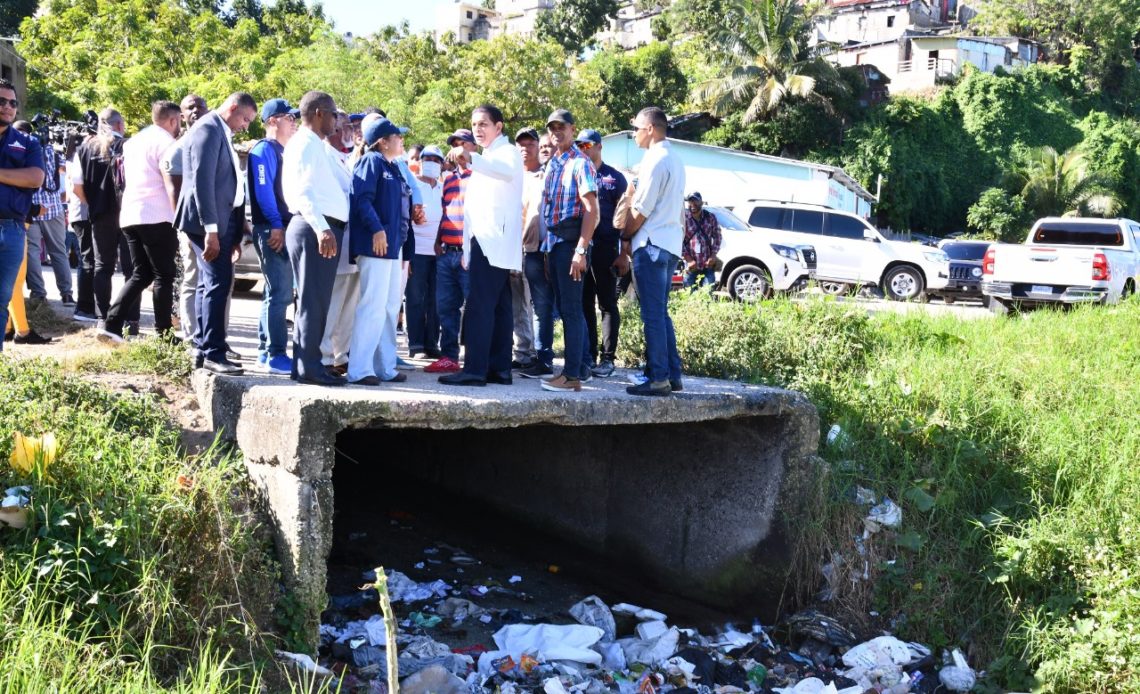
[600, 132, 876, 217]
[0, 39, 27, 105]
[832, 32, 1040, 92]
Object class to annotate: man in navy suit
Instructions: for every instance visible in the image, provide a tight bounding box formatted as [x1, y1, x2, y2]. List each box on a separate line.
[175, 92, 257, 374]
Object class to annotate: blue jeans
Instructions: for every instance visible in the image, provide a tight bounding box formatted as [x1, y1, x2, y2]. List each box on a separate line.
[684, 267, 715, 289]
[405, 253, 439, 354]
[435, 249, 469, 361]
[548, 240, 592, 380]
[0, 220, 28, 351]
[633, 245, 682, 383]
[524, 250, 554, 367]
[252, 224, 294, 359]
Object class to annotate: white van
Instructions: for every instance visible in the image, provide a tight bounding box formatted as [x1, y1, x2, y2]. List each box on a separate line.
[729, 200, 950, 301]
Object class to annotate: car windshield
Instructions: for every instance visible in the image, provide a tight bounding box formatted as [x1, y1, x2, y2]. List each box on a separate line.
[1032, 223, 1123, 246]
[941, 242, 990, 261]
[706, 207, 751, 231]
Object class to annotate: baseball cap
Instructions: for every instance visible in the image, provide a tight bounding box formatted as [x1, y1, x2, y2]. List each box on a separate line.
[546, 109, 575, 127]
[260, 98, 292, 122]
[363, 118, 408, 146]
[447, 129, 476, 147]
[686, 192, 703, 202]
[288, 107, 300, 118]
[515, 127, 540, 143]
[348, 113, 364, 123]
[575, 128, 602, 146]
[421, 145, 445, 161]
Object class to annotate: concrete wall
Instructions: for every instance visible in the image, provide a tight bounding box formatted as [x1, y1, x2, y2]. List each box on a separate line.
[194, 371, 822, 642]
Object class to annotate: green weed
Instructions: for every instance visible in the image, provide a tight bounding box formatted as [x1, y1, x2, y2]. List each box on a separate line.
[619, 293, 1140, 692]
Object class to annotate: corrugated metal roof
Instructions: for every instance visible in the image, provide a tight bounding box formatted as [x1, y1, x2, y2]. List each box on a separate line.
[601, 131, 878, 203]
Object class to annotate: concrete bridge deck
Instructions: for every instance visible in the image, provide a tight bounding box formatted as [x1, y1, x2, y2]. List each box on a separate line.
[193, 368, 822, 640]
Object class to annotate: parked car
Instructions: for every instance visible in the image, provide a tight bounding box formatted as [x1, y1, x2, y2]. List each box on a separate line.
[982, 217, 1140, 313]
[931, 239, 990, 304]
[233, 233, 261, 293]
[727, 200, 950, 301]
[704, 205, 816, 301]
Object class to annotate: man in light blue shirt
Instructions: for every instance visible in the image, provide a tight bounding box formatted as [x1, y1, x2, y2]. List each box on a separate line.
[622, 106, 684, 397]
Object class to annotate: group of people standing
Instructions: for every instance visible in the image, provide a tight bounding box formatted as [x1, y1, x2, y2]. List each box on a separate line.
[0, 77, 689, 397]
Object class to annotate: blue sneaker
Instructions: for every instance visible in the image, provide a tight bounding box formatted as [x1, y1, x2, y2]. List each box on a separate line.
[265, 354, 293, 375]
[395, 357, 415, 371]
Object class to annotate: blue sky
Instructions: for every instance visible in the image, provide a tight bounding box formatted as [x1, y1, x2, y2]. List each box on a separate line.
[317, 0, 451, 37]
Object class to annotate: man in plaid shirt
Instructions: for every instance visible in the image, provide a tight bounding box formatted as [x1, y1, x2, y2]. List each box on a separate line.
[27, 143, 74, 305]
[539, 108, 598, 393]
[682, 191, 721, 289]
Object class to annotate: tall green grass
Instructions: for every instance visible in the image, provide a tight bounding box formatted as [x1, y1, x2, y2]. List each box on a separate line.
[0, 356, 275, 691]
[620, 294, 1140, 692]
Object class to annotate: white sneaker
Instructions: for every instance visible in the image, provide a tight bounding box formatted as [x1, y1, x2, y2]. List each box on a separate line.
[96, 329, 125, 345]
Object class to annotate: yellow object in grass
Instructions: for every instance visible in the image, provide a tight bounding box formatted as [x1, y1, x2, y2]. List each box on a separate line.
[10, 432, 58, 477]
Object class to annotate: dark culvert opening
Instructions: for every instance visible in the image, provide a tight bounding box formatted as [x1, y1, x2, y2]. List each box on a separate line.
[327, 417, 800, 642]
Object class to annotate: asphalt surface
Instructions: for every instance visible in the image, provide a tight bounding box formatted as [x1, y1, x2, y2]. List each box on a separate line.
[21, 269, 992, 360]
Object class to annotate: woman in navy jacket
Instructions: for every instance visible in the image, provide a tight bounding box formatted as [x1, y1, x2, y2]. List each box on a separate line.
[347, 117, 412, 386]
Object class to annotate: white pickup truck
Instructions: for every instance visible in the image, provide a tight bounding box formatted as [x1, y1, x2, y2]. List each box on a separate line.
[981, 217, 1140, 312]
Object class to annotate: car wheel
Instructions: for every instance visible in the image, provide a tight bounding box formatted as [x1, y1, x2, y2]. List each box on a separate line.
[989, 297, 1011, 316]
[882, 265, 926, 302]
[726, 264, 772, 303]
[981, 296, 992, 309]
[819, 281, 851, 296]
[233, 279, 259, 293]
[1123, 279, 1136, 301]
[942, 294, 955, 305]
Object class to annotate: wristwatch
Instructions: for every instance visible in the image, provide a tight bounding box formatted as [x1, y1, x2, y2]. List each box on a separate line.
[574, 246, 587, 256]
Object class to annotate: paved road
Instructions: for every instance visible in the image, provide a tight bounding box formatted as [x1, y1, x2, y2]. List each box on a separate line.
[23, 270, 990, 363]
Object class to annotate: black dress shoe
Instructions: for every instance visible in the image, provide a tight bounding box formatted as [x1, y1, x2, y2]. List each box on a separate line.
[202, 358, 244, 375]
[486, 370, 513, 385]
[383, 373, 408, 383]
[438, 372, 486, 387]
[349, 376, 381, 386]
[670, 378, 684, 392]
[297, 372, 346, 387]
[194, 353, 205, 369]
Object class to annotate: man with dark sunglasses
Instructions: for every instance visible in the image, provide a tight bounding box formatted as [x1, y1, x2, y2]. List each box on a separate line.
[0, 79, 47, 351]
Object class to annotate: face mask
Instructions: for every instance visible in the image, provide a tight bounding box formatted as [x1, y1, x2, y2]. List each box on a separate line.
[420, 161, 441, 179]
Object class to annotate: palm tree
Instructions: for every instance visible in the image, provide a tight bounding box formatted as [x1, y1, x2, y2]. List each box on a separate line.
[1005, 146, 1120, 218]
[693, 0, 842, 123]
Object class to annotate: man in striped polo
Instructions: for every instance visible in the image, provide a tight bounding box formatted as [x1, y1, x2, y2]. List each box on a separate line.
[424, 129, 477, 373]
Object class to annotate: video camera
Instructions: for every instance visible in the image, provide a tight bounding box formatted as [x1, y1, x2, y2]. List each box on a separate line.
[28, 109, 98, 193]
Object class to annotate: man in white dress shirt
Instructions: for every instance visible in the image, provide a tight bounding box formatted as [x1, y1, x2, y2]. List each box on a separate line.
[623, 106, 685, 396]
[282, 90, 352, 386]
[439, 104, 524, 387]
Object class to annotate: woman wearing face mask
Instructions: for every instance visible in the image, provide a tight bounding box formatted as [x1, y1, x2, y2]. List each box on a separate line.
[404, 145, 444, 359]
[346, 117, 412, 386]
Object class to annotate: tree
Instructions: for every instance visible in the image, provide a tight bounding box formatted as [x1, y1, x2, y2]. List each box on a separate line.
[0, 0, 37, 37]
[535, 0, 621, 52]
[580, 42, 688, 131]
[1004, 145, 1120, 218]
[968, 0, 1140, 106]
[691, 0, 842, 123]
[966, 187, 1031, 241]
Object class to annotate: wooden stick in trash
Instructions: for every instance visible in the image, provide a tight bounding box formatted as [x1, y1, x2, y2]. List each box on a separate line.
[374, 567, 399, 693]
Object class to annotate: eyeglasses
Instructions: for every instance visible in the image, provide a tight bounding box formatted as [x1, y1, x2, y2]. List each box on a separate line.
[629, 119, 652, 133]
[0, 97, 19, 109]
[577, 142, 594, 150]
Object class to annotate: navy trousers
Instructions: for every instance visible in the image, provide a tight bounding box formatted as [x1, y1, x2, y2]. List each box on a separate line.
[186, 207, 241, 362]
[461, 238, 513, 378]
[286, 216, 344, 380]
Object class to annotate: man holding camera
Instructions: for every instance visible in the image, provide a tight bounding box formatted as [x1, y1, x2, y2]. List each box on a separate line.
[0, 78, 47, 351]
[27, 135, 73, 307]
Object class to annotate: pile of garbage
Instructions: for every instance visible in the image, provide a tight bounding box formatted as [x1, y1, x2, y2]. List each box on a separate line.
[286, 564, 979, 693]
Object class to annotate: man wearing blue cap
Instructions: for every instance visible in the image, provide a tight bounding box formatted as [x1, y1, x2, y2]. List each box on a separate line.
[247, 98, 297, 374]
[575, 128, 626, 378]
